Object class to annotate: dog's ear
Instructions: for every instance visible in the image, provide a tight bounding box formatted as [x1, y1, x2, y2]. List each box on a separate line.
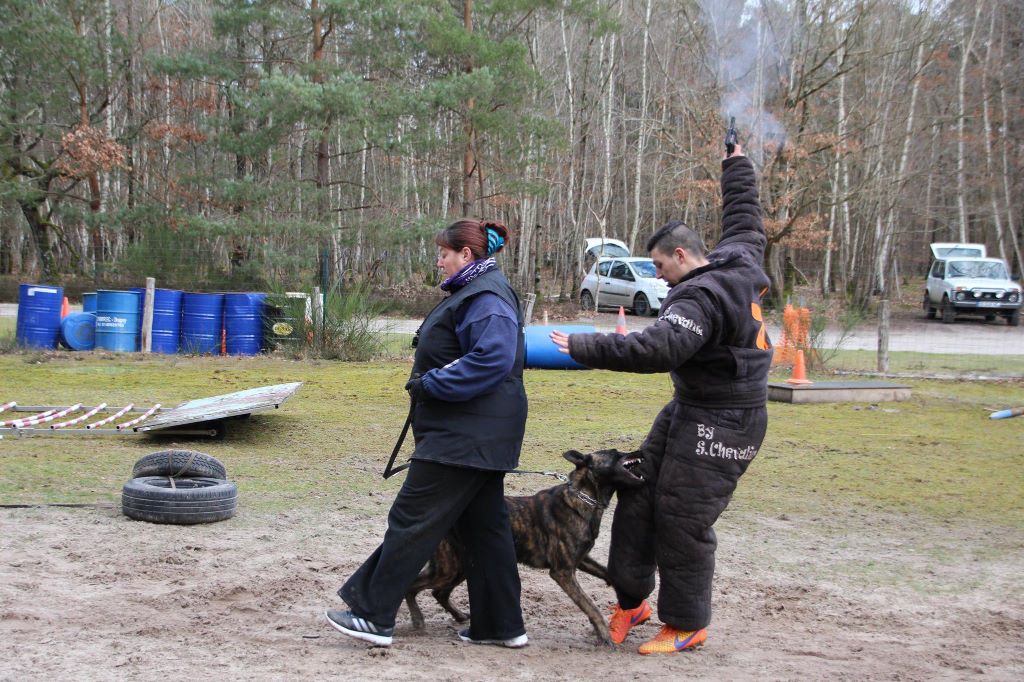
[562, 450, 590, 467]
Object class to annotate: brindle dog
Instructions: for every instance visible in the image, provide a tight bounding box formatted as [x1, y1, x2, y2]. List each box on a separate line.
[405, 448, 644, 644]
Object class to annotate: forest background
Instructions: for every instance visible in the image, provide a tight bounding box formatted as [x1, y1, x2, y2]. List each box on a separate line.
[1, 0, 1021, 312]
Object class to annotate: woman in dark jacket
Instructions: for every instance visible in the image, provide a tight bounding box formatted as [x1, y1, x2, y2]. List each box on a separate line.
[326, 218, 528, 649]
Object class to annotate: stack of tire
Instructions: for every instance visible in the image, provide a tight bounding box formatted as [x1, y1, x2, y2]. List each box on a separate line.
[121, 450, 237, 525]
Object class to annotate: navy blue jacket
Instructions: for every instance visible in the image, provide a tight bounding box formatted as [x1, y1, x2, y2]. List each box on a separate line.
[410, 269, 527, 471]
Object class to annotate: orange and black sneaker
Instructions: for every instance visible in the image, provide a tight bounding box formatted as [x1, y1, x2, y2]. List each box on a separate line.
[637, 624, 707, 654]
[608, 600, 652, 644]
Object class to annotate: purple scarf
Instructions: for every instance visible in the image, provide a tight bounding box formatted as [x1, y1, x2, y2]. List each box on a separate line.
[440, 257, 497, 292]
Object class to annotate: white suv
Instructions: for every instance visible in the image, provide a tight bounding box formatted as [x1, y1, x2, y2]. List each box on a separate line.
[924, 255, 1021, 326]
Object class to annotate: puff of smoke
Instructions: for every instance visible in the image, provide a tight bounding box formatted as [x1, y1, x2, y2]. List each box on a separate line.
[699, 0, 788, 161]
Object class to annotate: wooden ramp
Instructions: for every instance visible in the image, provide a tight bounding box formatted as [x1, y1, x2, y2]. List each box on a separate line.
[768, 381, 911, 404]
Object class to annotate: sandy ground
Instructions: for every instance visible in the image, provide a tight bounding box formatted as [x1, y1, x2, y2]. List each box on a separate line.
[2, 491, 1021, 681]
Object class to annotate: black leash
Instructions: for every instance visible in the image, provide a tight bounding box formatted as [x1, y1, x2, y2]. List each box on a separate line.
[382, 401, 414, 480]
[383, 416, 603, 509]
[507, 470, 605, 508]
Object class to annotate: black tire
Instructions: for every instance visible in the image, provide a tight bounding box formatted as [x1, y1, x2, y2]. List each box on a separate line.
[633, 293, 652, 317]
[923, 292, 936, 319]
[1007, 309, 1021, 327]
[132, 449, 227, 480]
[941, 298, 956, 324]
[579, 290, 595, 311]
[121, 477, 237, 525]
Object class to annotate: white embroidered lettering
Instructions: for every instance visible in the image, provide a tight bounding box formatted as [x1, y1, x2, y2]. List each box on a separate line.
[659, 312, 704, 336]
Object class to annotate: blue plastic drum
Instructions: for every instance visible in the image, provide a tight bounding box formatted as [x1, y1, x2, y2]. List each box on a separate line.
[60, 312, 97, 351]
[180, 292, 224, 354]
[95, 290, 142, 352]
[132, 288, 183, 354]
[82, 292, 97, 313]
[523, 325, 596, 369]
[224, 293, 266, 355]
[16, 283, 64, 349]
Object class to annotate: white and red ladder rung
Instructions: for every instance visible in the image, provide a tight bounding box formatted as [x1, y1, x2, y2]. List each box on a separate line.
[0, 401, 16, 414]
[0, 408, 58, 428]
[50, 403, 107, 429]
[86, 404, 133, 429]
[116, 404, 161, 430]
[4, 404, 82, 428]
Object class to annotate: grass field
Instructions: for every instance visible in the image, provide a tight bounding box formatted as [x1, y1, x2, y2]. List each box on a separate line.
[1, 352, 1021, 527]
[822, 347, 1024, 375]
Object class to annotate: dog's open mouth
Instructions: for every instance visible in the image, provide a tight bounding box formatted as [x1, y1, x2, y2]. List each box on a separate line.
[621, 455, 645, 481]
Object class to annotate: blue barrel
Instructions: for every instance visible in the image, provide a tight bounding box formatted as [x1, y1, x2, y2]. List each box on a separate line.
[60, 312, 96, 351]
[16, 283, 64, 349]
[132, 288, 183, 354]
[82, 292, 97, 313]
[225, 293, 266, 355]
[95, 290, 142, 352]
[180, 292, 224, 354]
[524, 325, 596, 369]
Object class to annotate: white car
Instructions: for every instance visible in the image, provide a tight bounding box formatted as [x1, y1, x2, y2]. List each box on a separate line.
[579, 257, 670, 316]
[924, 255, 1020, 326]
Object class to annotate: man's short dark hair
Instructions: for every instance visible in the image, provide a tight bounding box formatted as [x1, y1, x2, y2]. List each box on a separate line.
[646, 220, 706, 257]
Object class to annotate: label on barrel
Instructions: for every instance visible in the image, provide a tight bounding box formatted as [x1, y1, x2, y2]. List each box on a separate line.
[96, 315, 128, 328]
[272, 322, 294, 336]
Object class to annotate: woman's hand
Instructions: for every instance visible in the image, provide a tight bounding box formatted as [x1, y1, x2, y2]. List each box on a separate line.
[405, 375, 427, 402]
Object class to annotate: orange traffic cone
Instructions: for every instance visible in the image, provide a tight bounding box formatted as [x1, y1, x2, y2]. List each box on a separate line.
[60, 296, 70, 319]
[786, 349, 812, 385]
[615, 306, 628, 335]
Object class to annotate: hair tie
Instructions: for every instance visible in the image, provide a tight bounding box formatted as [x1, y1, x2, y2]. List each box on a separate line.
[485, 226, 505, 256]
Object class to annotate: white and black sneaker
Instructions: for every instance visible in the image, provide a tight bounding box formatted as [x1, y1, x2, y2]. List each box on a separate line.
[325, 609, 393, 647]
[458, 629, 528, 648]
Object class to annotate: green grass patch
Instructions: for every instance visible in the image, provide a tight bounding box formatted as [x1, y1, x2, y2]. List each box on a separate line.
[0, 354, 1021, 527]
[821, 348, 1024, 375]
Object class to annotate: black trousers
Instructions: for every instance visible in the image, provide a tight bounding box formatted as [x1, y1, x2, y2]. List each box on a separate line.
[608, 402, 767, 631]
[339, 460, 525, 639]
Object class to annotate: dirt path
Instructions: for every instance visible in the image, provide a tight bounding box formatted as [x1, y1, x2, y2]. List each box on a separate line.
[2, 498, 1021, 681]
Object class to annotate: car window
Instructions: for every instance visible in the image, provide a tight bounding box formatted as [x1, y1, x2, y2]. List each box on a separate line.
[931, 261, 944, 278]
[631, 260, 657, 278]
[947, 261, 1008, 279]
[589, 244, 630, 258]
[597, 261, 612, 276]
[945, 247, 984, 257]
[609, 262, 633, 281]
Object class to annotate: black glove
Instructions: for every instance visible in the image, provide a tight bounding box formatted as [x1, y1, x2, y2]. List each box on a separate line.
[405, 375, 427, 403]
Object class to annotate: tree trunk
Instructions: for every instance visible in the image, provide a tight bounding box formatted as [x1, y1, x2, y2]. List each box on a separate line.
[955, 2, 982, 242]
[461, 0, 475, 217]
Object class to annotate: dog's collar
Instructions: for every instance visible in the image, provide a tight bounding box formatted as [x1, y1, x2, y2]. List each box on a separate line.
[568, 485, 606, 509]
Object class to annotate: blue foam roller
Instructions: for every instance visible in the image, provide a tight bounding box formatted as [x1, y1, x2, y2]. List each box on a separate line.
[524, 325, 596, 370]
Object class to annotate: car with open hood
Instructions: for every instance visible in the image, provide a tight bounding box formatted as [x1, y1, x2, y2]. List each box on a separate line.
[923, 245, 1020, 326]
[579, 257, 670, 316]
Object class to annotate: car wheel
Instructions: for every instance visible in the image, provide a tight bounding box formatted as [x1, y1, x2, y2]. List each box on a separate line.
[1007, 309, 1021, 327]
[633, 294, 652, 317]
[923, 292, 936, 319]
[121, 476, 237, 525]
[579, 290, 595, 311]
[941, 297, 956, 324]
